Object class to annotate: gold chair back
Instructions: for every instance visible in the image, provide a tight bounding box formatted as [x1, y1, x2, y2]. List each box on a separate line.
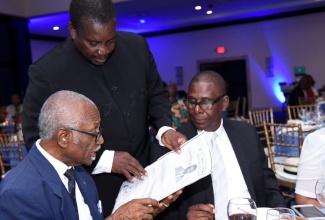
[248, 108, 274, 146]
[298, 97, 316, 105]
[286, 104, 316, 120]
[0, 133, 24, 174]
[263, 122, 303, 199]
[242, 96, 247, 118]
[226, 97, 240, 120]
[0, 154, 5, 177]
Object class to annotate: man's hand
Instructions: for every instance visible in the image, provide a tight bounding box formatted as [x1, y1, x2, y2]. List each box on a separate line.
[112, 151, 147, 182]
[187, 204, 216, 220]
[156, 189, 183, 215]
[161, 130, 187, 154]
[107, 198, 158, 220]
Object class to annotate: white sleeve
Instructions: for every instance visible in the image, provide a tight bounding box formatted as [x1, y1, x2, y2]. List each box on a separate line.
[91, 150, 115, 174]
[295, 131, 325, 198]
[155, 126, 175, 146]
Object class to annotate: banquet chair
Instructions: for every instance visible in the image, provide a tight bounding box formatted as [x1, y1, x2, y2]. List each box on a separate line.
[242, 96, 247, 118]
[0, 154, 5, 178]
[263, 122, 303, 201]
[226, 96, 240, 120]
[286, 104, 316, 120]
[298, 97, 316, 105]
[0, 133, 24, 177]
[249, 108, 274, 147]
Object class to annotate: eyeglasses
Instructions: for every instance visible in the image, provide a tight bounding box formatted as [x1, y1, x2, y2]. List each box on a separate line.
[184, 94, 226, 110]
[68, 127, 102, 143]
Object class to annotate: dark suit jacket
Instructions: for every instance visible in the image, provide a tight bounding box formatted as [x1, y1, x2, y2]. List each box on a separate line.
[0, 144, 103, 219]
[152, 119, 286, 219]
[23, 32, 172, 215]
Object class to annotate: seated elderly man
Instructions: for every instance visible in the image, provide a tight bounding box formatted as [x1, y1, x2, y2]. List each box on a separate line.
[151, 70, 285, 220]
[0, 90, 180, 219]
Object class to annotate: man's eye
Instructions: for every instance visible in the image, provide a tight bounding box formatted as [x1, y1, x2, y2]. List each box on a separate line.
[88, 41, 98, 47]
[200, 102, 210, 106]
[188, 101, 197, 105]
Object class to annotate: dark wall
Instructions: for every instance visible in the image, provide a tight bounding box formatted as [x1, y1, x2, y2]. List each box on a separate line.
[0, 15, 31, 106]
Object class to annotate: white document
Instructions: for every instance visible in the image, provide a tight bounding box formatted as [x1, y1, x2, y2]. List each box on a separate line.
[112, 131, 212, 213]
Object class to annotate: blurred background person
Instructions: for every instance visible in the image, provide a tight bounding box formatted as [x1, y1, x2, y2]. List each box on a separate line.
[166, 83, 189, 129]
[6, 93, 23, 124]
[288, 74, 318, 106]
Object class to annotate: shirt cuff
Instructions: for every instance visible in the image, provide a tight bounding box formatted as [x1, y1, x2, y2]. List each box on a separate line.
[156, 126, 175, 146]
[91, 150, 114, 175]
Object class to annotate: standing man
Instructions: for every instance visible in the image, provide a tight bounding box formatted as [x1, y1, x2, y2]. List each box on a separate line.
[22, 0, 186, 216]
[0, 90, 180, 219]
[151, 70, 286, 220]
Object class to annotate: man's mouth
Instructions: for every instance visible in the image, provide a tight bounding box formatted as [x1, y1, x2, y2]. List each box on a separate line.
[90, 145, 101, 160]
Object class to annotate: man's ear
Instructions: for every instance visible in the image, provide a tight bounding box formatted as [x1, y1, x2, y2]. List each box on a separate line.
[222, 96, 229, 111]
[57, 128, 69, 149]
[68, 22, 77, 39]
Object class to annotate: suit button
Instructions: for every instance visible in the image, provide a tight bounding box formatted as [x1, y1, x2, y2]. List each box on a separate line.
[131, 136, 137, 142]
[112, 86, 117, 91]
[124, 112, 130, 117]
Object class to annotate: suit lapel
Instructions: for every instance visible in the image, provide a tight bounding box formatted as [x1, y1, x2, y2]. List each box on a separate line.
[223, 120, 255, 198]
[29, 145, 79, 220]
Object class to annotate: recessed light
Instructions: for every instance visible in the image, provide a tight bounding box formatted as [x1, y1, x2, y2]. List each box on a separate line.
[53, 26, 59, 31]
[195, 6, 202, 10]
[140, 19, 146, 24]
[207, 10, 213, 14]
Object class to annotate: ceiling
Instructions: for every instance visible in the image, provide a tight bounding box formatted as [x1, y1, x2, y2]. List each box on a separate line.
[2, 0, 325, 38]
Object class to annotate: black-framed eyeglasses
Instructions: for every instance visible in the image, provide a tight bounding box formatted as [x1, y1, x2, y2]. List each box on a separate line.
[184, 94, 226, 110]
[68, 127, 102, 143]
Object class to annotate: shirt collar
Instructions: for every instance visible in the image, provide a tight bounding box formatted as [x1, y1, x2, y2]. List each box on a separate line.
[36, 139, 71, 177]
[198, 118, 224, 136]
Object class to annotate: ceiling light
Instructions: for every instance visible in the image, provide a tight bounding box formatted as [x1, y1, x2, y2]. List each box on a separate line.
[53, 26, 59, 31]
[140, 19, 146, 24]
[207, 10, 213, 14]
[195, 6, 202, 10]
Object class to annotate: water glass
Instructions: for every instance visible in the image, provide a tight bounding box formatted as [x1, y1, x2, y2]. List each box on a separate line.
[315, 179, 325, 207]
[266, 208, 296, 220]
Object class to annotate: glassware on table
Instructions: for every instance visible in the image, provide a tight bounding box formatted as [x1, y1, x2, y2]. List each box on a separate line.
[227, 197, 257, 220]
[315, 178, 325, 207]
[266, 208, 296, 220]
[313, 111, 325, 129]
[298, 109, 308, 122]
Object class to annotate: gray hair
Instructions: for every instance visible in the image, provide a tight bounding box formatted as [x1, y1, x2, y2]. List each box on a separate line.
[189, 70, 228, 94]
[38, 90, 97, 140]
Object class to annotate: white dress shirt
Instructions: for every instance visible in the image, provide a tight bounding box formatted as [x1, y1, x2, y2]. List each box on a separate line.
[201, 119, 251, 220]
[36, 140, 92, 220]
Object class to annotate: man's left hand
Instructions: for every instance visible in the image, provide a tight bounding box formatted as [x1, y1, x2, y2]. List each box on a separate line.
[161, 130, 187, 154]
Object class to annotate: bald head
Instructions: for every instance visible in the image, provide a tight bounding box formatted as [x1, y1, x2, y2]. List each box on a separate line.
[189, 70, 227, 95]
[38, 90, 98, 140]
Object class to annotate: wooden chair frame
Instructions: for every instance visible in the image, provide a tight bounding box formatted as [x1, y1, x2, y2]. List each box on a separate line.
[0, 133, 24, 174]
[286, 104, 316, 120]
[226, 97, 240, 120]
[248, 108, 274, 146]
[298, 97, 316, 105]
[263, 122, 303, 199]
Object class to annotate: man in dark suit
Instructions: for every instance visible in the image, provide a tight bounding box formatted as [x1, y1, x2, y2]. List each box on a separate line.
[152, 70, 286, 220]
[0, 90, 180, 219]
[22, 0, 186, 216]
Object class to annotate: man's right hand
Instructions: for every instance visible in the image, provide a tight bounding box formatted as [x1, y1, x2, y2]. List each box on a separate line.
[107, 198, 158, 220]
[112, 151, 147, 182]
[187, 204, 216, 220]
